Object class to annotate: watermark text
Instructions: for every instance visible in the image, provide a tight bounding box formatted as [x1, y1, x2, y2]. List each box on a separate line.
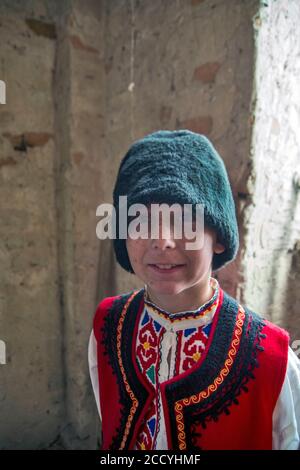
[0, 80, 6, 104]
[96, 198, 205, 250]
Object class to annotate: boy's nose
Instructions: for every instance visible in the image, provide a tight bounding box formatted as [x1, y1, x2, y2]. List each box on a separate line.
[149, 218, 177, 250]
[151, 236, 176, 250]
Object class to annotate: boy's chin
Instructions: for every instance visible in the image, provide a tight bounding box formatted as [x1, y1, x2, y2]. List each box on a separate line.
[145, 281, 185, 295]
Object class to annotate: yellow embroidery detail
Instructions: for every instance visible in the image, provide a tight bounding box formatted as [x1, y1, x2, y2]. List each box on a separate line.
[175, 305, 246, 450]
[117, 290, 141, 450]
[193, 351, 201, 362]
[145, 297, 218, 324]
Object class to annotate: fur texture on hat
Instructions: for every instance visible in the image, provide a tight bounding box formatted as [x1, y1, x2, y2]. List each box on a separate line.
[112, 129, 239, 272]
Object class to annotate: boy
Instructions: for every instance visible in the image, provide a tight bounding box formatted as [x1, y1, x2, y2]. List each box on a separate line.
[89, 130, 300, 450]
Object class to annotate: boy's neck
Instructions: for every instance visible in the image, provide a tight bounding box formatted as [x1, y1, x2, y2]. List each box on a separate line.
[145, 274, 214, 314]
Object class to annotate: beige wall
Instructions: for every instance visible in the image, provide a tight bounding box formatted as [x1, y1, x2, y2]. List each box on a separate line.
[0, 0, 104, 449]
[0, 0, 65, 449]
[0, 0, 299, 450]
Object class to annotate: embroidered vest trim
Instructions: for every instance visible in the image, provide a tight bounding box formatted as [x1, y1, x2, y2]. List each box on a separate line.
[101, 289, 150, 450]
[98, 287, 287, 450]
[161, 290, 265, 450]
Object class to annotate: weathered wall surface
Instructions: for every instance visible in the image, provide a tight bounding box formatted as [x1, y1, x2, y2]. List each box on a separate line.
[54, 0, 105, 450]
[0, 0, 104, 450]
[1, 0, 299, 450]
[242, 0, 300, 329]
[0, 0, 64, 449]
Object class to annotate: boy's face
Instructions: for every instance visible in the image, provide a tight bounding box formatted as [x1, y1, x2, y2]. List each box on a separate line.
[125, 207, 225, 297]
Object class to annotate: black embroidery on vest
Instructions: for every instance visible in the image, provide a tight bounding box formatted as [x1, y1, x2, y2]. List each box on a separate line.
[101, 288, 149, 450]
[164, 291, 266, 450]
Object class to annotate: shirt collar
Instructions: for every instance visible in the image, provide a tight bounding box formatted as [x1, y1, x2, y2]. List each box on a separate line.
[143, 277, 220, 331]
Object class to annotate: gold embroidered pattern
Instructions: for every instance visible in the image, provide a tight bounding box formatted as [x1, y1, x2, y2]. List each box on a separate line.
[145, 296, 219, 324]
[174, 305, 246, 450]
[117, 290, 140, 450]
[144, 277, 219, 324]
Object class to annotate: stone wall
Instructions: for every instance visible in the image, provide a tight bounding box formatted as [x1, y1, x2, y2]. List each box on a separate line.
[0, 0, 64, 449]
[1, 0, 299, 450]
[242, 0, 300, 329]
[0, 0, 104, 450]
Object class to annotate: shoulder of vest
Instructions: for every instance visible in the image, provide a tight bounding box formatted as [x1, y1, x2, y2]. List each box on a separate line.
[243, 304, 289, 345]
[262, 318, 290, 341]
[93, 289, 144, 341]
[223, 290, 288, 331]
[93, 295, 116, 342]
[222, 290, 289, 359]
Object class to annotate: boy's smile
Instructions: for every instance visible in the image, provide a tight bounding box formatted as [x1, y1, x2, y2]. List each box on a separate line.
[147, 263, 186, 274]
[125, 213, 225, 313]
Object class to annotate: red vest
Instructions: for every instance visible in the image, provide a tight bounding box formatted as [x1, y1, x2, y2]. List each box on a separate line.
[93, 288, 289, 450]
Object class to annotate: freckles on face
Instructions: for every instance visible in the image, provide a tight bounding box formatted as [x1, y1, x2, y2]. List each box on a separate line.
[183, 230, 215, 271]
[125, 238, 148, 274]
[125, 227, 216, 283]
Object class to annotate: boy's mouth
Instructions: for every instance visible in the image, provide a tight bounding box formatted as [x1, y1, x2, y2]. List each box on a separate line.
[148, 263, 185, 273]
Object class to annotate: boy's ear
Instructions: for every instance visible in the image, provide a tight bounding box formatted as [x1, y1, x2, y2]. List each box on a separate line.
[206, 226, 225, 255]
[210, 229, 225, 254]
[214, 241, 225, 254]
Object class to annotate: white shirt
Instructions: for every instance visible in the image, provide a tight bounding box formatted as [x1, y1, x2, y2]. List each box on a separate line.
[88, 288, 300, 450]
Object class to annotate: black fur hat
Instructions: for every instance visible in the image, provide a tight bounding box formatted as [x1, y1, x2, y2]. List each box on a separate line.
[112, 129, 239, 272]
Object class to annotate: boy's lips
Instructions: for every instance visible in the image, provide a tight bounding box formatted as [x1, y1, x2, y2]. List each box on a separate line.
[147, 263, 185, 274]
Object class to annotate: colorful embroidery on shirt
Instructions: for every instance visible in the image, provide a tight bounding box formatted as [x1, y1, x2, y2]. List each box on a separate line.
[178, 323, 212, 373]
[135, 310, 162, 449]
[135, 406, 157, 450]
[135, 306, 214, 449]
[144, 280, 219, 324]
[136, 311, 163, 386]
